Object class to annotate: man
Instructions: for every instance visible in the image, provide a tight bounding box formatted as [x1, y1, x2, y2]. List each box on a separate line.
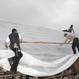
[67, 25, 75, 33]
[63, 25, 75, 33]
[59, 33, 79, 54]
[5, 28, 23, 74]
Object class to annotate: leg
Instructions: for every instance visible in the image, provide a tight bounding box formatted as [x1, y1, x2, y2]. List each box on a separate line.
[18, 51, 23, 60]
[77, 43, 79, 51]
[10, 48, 23, 73]
[10, 48, 19, 73]
[63, 30, 67, 32]
[8, 47, 16, 66]
[10, 56, 19, 72]
[72, 43, 76, 54]
[8, 57, 14, 66]
[72, 38, 79, 54]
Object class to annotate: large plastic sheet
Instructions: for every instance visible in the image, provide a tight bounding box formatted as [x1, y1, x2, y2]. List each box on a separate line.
[0, 49, 79, 77]
[0, 22, 79, 77]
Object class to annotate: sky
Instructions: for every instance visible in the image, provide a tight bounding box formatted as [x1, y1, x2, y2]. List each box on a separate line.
[0, 0, 79, 33]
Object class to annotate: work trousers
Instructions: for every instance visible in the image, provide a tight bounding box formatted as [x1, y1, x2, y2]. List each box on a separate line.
[10, 47, 23, 72]
[72, 37, 79, 54]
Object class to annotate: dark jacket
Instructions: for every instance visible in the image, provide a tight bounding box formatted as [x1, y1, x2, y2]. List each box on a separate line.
[9, 32, 20, 48]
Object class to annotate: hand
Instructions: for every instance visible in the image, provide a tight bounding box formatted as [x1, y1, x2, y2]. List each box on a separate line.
[59, 43, 64, 46]
[5, 45, 8, 48]
[66, 42, 69, 44]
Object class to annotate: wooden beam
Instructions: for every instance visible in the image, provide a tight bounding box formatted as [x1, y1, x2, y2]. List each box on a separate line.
[0, 73, 24, 78]
[22, 41, 71, 44]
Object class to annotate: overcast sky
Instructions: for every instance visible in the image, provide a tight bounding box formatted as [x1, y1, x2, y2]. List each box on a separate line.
[0, 0, 79, 33]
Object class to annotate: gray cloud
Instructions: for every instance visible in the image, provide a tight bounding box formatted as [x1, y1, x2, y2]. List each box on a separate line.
[0, 0, 79, 33]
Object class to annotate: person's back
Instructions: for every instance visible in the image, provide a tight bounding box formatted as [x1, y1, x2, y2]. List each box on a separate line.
[9, 32, 20, 49]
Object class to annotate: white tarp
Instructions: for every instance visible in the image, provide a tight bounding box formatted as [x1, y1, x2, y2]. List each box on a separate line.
[0, 49, 79, 77]
[0, 22, 79, 77]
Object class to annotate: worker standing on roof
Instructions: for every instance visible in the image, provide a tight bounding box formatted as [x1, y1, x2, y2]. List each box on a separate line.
[5, 28, 23, 74]
[59, 33, 79, 54]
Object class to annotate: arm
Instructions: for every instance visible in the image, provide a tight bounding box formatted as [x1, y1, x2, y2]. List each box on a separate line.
[4, 36, 9, 48]
[19, 39, 22, 43]
[59, 39, 67, 46]
[18, 33, 23, 43]
[4, 41, 8, 48]
[66, 40, 72, 44]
